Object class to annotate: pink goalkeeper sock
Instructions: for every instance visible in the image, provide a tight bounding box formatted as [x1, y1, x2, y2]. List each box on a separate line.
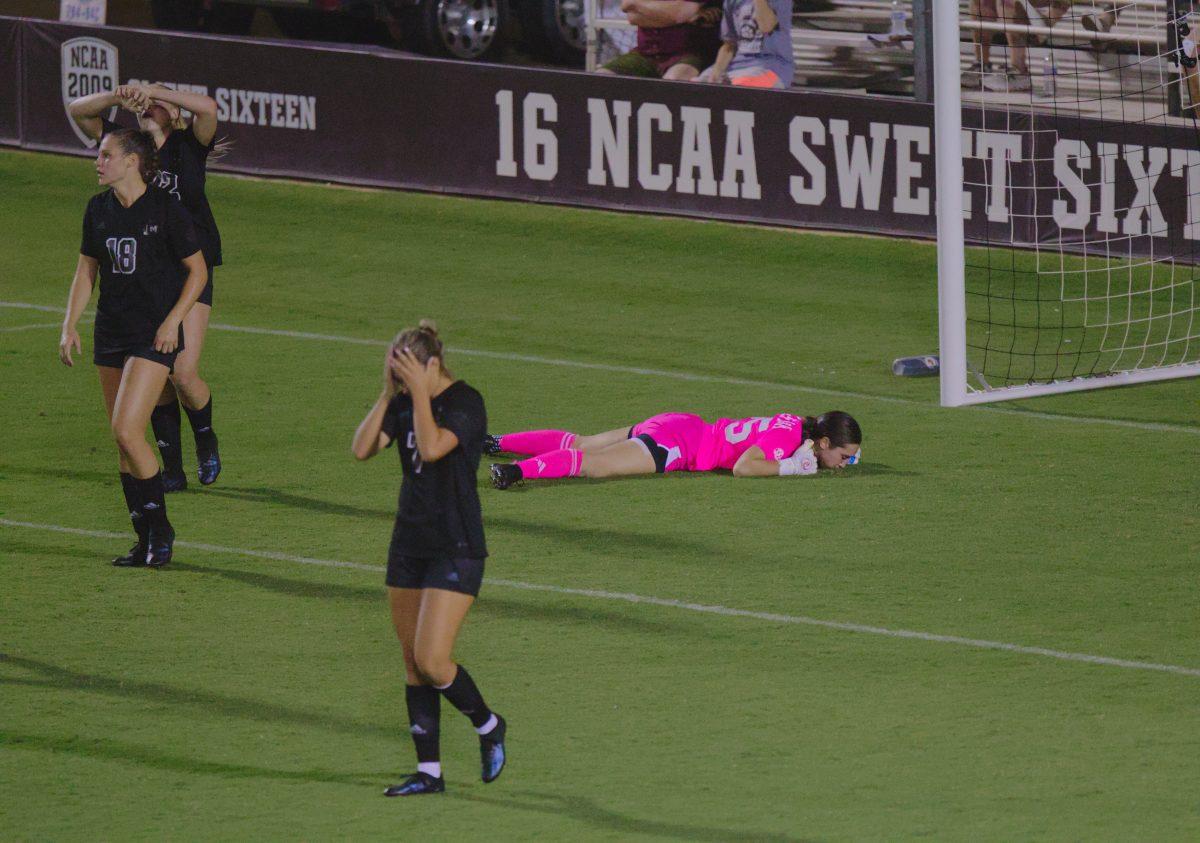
[499, 430, 577, 455]
[516, 448, 583, 480]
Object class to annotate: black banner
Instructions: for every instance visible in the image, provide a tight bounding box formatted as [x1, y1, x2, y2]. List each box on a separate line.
[7, 16, 1200, 259]
[0, 18, 21, 144]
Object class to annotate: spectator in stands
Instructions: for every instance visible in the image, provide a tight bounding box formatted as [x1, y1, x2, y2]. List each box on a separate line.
[968, 0, 1116, 92]
[599, 0, 723, 80]
[697, 0, 794, 88]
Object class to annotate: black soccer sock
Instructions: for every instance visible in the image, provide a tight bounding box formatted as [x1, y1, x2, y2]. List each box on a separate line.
[119, 471, 148, 544]
[151, 400, 184, 475]
[134, 472, 171, 536]
[436, 665, 493, 730]
[183, 398, 216, 449]
[405, 684, 442, 764]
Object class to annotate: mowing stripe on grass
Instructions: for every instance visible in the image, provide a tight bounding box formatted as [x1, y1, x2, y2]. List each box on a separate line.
[4, 300, 1199, 437]
[4, 517, 1199, 679]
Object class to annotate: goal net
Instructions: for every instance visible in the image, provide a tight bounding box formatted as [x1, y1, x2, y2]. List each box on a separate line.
[935, 0, 1200, 405]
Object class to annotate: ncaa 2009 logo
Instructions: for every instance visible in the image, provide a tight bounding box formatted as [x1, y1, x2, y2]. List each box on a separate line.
[61, 36, 119, 147]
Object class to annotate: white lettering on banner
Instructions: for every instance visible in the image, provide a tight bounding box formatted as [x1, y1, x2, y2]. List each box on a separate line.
[488, 91, 1200, 241]
[788, 116, 826, 206]
[523, 93, 559, 181]
[1096, 142, 1120, 233]
[719, 110, 760, 200]
[587, 98, 631, 188]
[829, 120, 889, 211]
[1171, 148, 1200, 240]
[676, 106, 717, 196]
[1122, 145, 1169, 237]
[973, 132, 1023, 223]
[1053, 140, 1091, 230]
[495, 90, 517, 177]
[637, 103, 673, 191]
[212, 87, 316, 130]
[892, 124, 929, 216]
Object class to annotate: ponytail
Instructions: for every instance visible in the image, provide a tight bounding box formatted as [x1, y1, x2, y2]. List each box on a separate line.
[108, 128, 159, 182]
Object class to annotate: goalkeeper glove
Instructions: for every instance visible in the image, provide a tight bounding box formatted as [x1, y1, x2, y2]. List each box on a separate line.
[778, 440, 818, 476]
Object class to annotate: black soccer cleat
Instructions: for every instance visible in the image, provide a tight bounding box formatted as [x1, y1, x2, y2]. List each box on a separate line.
[383, 772, 445, 797]
[145, 524, 175, 568]
[112, 542, 149, 567]
[482, 433, 503, 455]
[490, 463, 523, 490]
[162, 468, 188, 493]
[196, 434, 221, 486]
[480, 714, 507, 784]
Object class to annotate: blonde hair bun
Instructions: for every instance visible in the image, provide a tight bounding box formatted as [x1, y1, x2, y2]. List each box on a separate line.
[418, 318, 439, 337]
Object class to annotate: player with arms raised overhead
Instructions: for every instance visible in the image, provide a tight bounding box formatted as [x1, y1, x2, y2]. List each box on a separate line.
[488, 410, 861, 488]
[69, 83, 226, 491]
[352, 321, 507, 797]
[58, 129, 208, 567]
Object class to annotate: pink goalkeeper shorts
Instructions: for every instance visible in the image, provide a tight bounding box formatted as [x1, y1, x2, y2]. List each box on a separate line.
[629, 412, 707, 473]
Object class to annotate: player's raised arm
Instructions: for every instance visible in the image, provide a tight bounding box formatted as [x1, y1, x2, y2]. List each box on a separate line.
[67, 85, 146, 142]
[352, 347, 402, 460]
[394, 346, 460, 464]
[135, 83, 219, 146]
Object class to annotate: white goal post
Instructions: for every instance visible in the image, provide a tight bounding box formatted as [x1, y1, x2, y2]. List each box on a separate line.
[934, 0, 1200, 405]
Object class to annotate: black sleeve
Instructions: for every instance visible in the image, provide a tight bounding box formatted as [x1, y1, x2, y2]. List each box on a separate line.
[80, 201, 103, 260]
[381, 397, 401, 447]
[187, 121, 216, 155]
[441, 388, 485, 450]
[164, 196, 202, 262]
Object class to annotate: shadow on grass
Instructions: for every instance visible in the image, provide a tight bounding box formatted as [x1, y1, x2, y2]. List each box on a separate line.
[0, 654, 396, 742]
[454, 788, 811, 843]
[0, 730, 384, 788]
[0, 463, 118, 486]
[166, 561, 686, 635]
[202, 485, 719, 558]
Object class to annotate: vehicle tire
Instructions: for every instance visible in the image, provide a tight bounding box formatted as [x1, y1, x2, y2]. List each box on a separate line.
[412, 0, 509, 61]
[517, 0, 585, 65]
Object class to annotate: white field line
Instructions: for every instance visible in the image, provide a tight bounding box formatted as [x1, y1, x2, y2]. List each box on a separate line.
[2, 517, 1198, 680]
[3, 300, 1198, 437]
[0, 322, 67, 333]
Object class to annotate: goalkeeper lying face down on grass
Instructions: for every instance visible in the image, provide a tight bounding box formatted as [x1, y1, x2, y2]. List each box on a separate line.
[487, 410, 861, 488]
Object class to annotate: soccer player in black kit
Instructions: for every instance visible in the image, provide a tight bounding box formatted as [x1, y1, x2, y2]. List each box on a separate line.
[352, 321, 507, 796]
[58, 129, 208, 567]
[69, 83, 225, 491]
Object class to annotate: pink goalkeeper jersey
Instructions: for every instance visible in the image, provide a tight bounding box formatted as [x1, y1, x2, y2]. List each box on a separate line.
[695, 413, 805, 471]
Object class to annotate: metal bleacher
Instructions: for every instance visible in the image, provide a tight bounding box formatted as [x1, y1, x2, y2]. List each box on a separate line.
[587, 0, 1187, 120]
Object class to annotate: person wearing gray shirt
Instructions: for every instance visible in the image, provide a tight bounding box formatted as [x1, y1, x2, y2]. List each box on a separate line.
[699, 0, 793, 88]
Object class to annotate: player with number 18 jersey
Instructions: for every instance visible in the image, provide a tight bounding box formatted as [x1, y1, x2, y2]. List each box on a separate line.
[81, 184, 201, 369]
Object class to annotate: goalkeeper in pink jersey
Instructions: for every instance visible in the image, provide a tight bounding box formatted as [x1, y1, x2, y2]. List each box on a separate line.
[487, 410, 860, 488]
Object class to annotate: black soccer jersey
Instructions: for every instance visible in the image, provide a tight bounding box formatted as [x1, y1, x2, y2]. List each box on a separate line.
[382, 381, 488, 560]
[103, 118, 222, 267]
[80, 185, 202, 352]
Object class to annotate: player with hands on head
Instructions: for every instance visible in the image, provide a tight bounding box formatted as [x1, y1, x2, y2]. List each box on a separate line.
[69, 81, 227, 493]
[59, 128, 208, 567]
[352, 320, 508, 797]
[488, 409, 861, 488]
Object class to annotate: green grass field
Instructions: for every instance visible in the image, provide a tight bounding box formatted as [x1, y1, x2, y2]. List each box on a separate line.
[1, 148, 1198, 840]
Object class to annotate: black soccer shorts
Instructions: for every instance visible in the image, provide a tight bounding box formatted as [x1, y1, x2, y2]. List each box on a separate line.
[386, 554, 485, 596]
